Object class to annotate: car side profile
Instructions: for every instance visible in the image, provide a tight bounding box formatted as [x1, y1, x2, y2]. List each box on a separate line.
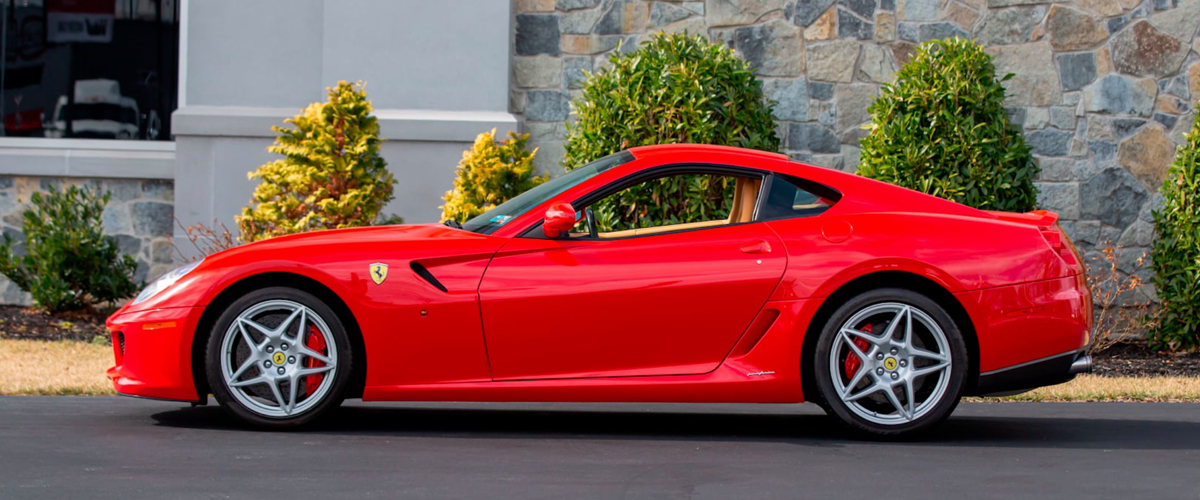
[106, 144, 1093, 436]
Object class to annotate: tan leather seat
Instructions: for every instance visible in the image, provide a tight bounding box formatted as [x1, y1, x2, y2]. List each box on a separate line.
[727, 176, 762, 224]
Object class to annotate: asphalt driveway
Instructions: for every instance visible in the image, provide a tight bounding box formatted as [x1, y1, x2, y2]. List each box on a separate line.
[1, 397, 1198, 499]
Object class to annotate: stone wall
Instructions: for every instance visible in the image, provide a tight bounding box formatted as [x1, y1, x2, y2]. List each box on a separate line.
[512, 0, 1200, 302]
[0, 176, 175, 306]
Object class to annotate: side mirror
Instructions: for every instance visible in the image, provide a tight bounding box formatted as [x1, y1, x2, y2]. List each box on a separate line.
[543, 202, 577, 238]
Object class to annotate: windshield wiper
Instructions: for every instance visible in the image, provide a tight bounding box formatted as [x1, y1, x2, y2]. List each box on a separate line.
[443, 219, 463, 230]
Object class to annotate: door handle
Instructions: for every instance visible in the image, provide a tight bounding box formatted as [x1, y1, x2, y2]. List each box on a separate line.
[740, 240, 771, 254]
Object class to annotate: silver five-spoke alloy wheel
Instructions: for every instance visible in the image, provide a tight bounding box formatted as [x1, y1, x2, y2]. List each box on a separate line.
[219, 299, 338, 418]
[829, 302, 952, 425]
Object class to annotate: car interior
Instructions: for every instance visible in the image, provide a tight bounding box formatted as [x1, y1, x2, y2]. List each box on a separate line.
[559, 168, 837, 240]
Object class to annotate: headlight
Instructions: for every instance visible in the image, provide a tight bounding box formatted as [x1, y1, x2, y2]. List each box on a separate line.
[132, 258, 204, 305]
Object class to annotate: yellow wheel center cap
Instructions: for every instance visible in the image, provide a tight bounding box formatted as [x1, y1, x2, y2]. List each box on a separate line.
[272, 351, 287, 365]
[884, 357, 898, 371]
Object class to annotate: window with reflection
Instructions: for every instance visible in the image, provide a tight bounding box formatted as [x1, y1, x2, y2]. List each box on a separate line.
[1, 0, 178, 140]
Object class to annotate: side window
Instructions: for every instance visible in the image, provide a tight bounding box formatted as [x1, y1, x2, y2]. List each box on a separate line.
[757, 174, 839, 221]
[569, 172, 763, 239]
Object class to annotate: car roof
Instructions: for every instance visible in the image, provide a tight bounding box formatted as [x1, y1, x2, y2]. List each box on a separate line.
[627, 143, 789, 162]
[624, 143, 992, 220]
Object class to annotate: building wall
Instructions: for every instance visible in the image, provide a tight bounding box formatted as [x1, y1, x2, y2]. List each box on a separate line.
[172, 0, 519, 260]
[511, 0, 1200, 303]
[0, 0, 519, 304]
[183, 0, 511, 112]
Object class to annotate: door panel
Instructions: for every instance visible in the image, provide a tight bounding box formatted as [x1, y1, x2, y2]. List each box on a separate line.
[478, 223, 786, 380]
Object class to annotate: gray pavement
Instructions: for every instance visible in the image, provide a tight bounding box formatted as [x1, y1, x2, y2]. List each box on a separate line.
[1, 396, 1198, 499]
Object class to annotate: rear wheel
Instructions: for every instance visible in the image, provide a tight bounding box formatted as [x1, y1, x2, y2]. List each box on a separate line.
[206, 287, 352, 428]
[814, 288, 967, 437]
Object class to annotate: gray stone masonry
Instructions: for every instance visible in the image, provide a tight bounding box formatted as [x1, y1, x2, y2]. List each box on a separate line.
[511, 0, 1200, 306]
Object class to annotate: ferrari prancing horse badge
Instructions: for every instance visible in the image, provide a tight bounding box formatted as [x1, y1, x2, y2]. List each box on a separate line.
[369, 263, 388, 285]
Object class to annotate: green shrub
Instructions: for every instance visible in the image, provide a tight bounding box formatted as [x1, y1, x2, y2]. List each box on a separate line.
[238, 81, 395, 242]
[857, 38, 1039, 212]
[441, 129, 546, 223]
[0, 185, 139, 313]
[562, 32, 779, 229]
[589, 174, 736, 232]
[1150, 109, 1200, 351]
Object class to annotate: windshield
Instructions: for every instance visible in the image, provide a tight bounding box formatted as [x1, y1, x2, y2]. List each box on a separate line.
[461, 150, 634, 234]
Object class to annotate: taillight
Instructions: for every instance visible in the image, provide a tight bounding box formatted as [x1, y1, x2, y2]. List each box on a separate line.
[1042, 229, 1063, 250]
[1041, 223, 1082, 272]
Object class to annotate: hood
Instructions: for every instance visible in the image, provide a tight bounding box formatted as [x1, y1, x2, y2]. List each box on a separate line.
[234, 223, 474, 250]
[115, 224, 504, 315]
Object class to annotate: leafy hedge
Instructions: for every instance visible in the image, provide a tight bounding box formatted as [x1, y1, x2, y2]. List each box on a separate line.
[562, 32, 778, 230]
[1150, 108, 1200, 351]
[857, 38, 1039, 212]
[0, 185, 139, 313]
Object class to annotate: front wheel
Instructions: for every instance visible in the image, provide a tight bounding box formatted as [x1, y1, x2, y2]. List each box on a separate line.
[206, 287, 353, 428]
[813, 288, 968, 437]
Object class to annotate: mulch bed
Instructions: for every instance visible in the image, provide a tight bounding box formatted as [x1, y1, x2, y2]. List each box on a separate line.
[0, 305, 1197, 377]
[0, 305, 109, 343]
[1092, 343, 1200, 378]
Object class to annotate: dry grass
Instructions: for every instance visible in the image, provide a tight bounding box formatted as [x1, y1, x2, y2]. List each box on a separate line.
[972, 374, 1200, 403]
[0, 338, 115, 396]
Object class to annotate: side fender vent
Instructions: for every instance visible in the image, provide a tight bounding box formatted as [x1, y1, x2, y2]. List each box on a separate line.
[728, 309, 780, 358]
[410, 262, 448, 293]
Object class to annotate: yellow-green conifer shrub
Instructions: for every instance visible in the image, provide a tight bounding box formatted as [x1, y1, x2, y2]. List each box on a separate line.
[441, 129, 546, 223]
[237, 81, 395, 242]
[1150, 108, 1200, 351]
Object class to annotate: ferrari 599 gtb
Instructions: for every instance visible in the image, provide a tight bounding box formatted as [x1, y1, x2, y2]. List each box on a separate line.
[107, 144, 1092, 436]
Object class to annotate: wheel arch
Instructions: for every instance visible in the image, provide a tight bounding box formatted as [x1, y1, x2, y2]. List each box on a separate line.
[799, 270, 980, 404]
[190, 271, 368, 402]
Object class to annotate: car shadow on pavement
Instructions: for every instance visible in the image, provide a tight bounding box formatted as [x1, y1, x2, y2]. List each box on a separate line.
[150, 402, 1200, 451]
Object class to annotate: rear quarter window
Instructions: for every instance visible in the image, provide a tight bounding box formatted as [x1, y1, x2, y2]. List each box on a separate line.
[757, 174, 841, 221]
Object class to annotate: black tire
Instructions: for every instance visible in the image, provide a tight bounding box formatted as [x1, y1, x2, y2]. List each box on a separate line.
[813, 288, 967, 437]
[205, 287, 353, 429]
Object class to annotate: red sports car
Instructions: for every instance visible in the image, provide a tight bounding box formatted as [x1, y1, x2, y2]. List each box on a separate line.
[107, 144, 1092, 436]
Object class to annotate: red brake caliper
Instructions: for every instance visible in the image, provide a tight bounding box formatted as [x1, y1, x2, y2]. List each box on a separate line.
[304, 325, 328, 395]
[843, 323, 873, 380]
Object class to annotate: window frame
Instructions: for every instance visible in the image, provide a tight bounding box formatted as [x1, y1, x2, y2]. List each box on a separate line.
[518, 163, 772, 241]
[753, 172, 844, 223]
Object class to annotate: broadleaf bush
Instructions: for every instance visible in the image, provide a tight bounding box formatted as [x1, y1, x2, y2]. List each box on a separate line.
[563, 32, 779, 229]
[589, 174, 736, 232]
[441, 129, 546, 223]
[238, 81, 395, 242]
[1150, 107, 1200, 351]
[0, 185, 139, 313]
[857, 38, 1039, 212]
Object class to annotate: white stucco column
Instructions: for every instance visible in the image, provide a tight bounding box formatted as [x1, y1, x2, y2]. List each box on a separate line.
[172, 0, 517, 257]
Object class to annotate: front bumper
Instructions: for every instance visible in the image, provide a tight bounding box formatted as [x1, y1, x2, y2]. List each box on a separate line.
[974, 349, 1092, 397]
[106, 306, 206, 402]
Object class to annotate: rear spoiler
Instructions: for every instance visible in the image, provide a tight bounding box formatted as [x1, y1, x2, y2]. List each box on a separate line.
[983, 209, 1059, 228]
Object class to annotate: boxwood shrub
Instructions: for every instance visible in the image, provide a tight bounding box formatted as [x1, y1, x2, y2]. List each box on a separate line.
[857, 38, 1039, 213]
